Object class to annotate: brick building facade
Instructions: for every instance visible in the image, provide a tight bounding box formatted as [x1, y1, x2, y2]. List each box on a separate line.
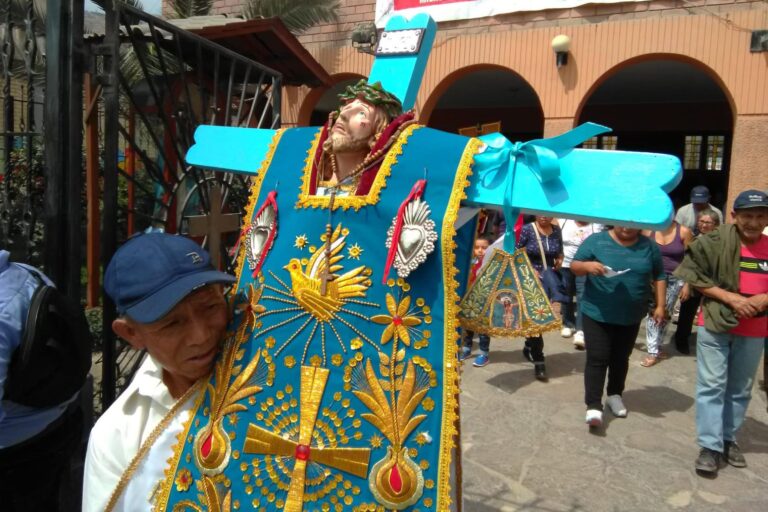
[190, 0, 768, 210]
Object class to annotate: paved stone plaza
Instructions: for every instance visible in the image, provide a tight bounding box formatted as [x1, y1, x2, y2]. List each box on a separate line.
[458, 330, 768, 512]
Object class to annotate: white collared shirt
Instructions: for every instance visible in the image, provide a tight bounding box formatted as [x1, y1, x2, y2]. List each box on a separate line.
[82, 355, 174, 512]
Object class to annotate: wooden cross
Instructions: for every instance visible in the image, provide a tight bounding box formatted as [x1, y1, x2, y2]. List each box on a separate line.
[243, 365, 371, 512]
[186, 186, 241, 269]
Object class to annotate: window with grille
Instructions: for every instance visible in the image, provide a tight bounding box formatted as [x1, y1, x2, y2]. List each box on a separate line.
[684, 134, 726, 171]
[582, 135, 618, 150]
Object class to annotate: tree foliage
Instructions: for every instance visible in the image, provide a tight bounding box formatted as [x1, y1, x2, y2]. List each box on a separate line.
[242, 0, 340, 34]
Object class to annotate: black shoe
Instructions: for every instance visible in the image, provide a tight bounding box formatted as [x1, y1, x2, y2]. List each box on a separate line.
[534, 363, 547, 381]
[695, 447, 723, 477]
[522, 346, 534, 363]
[724, 441, 747, 468]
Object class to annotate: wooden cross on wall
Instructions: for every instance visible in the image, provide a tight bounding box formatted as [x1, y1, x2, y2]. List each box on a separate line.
[186, 186, 241, 269]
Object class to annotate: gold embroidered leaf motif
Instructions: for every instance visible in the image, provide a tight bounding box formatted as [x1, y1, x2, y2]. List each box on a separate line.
[396, 363, 428, 441]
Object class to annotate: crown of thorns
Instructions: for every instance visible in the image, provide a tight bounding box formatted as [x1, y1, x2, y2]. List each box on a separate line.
[337, 80, 403, 119]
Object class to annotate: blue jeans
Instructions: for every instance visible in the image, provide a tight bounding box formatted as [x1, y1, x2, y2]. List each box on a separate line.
[696, 327, 765, 452]
[463, 330, 490, 354]
[560, 268, 585, 331]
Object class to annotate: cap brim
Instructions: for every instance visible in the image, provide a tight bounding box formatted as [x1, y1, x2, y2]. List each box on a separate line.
[734, 203, 768, 210]
[691, 197, 709, 204]
[125, 270, 236, 324]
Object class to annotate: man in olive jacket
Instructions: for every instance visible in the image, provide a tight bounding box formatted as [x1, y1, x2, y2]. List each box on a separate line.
[675, 189, 768, 477]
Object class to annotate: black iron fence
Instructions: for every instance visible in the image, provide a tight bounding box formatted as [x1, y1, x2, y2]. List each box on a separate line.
[2, 0, 282, 414]
[90, 2, 282, 408]
[0, 1, 46, 266]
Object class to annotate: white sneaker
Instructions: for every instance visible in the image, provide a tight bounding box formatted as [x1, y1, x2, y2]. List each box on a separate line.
[585, 409, 603, 427]
[606, 394, 627, 417]
[561, 327, 574, 338]
[573, 330, 585, 349]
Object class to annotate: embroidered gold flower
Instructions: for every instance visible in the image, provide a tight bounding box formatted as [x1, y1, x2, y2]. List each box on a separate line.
[309, 354, 322, 367]
[421, 397, 435, 412]
[370, 434, 384, 448]
[371, 294, 422, 346]
[415, 432, 431, 446]
[284, 356, 296, 368]
[294, 234, 308, 249]
[347, 243, 364, 260]
[350, 337, 363, 350]
[175, 468, 193, 492]
[265, 336, 275, 349]
[227, 413, 239, 426]
[331, 354, 343, 366]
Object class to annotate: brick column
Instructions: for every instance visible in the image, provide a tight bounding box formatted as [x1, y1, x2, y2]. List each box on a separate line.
[727, 115, 768, 212]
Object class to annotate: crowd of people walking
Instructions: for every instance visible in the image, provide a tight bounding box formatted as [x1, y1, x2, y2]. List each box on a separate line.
[461, 186, 768, 478]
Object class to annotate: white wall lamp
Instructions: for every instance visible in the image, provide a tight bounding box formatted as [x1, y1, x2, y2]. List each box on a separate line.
[551, 34, 571, 68]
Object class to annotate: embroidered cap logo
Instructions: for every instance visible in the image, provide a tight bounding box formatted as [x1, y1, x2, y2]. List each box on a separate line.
[187, 252, 203, 264]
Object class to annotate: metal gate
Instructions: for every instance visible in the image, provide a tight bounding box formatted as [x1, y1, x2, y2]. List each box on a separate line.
[2, 0, 282, 413]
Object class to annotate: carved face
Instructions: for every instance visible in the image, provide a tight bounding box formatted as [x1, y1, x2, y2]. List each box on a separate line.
[329, 99, 379, 153]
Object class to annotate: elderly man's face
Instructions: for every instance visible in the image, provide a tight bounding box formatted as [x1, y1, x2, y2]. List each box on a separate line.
[330, 99, 379, 153]
[732, 207, 768, 245]
[113, 285, 228, 397]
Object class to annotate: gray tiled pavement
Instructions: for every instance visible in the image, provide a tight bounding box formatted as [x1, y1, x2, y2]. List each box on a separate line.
[458, 330, 768, 512]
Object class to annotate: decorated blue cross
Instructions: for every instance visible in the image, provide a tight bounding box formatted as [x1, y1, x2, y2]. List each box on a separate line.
[153, 13, 681, 512]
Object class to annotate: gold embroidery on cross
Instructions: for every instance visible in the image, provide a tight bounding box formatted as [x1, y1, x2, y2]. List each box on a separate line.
[243, 365, 371, 512]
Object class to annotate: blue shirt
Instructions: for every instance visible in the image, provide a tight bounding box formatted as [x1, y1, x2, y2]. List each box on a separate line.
[573, 232, 665, 325]
[516, 223, 563, 273]
[0, 250, 67, 447]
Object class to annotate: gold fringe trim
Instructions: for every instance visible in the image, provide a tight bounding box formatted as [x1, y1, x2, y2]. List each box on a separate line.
[104, 380, 205, 512]
[233, 129, 285, 296]
[153, 388, 208, 512]
[295, 125, 422, 211]
[437, 136, 484, 511]
[458, 317, 562, 339]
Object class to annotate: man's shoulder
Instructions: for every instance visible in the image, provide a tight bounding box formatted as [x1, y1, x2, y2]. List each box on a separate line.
[91, 357, 162, 436]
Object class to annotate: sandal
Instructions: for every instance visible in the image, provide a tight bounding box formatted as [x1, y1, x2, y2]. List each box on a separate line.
[657, 351, 669, 360]
[641, 355, 660, 367]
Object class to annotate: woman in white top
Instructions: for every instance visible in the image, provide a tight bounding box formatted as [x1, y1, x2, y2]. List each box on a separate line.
[558, 219, 602, 348]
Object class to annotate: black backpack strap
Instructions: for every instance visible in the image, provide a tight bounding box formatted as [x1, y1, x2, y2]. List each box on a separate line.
[5, 266, 92, 407]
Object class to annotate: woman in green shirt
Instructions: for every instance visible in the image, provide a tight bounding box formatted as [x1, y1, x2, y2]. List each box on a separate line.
[571, 226, 667, 428]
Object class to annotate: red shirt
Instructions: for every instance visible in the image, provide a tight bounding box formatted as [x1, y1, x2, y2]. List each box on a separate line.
[700, 235, 768, 336]
[731, 235, 768, 337]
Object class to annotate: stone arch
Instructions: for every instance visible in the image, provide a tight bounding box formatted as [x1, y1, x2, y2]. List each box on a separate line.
[576, 53, 735, 210]
[420, 64, 544, 140]
[297, 73, 366, 127]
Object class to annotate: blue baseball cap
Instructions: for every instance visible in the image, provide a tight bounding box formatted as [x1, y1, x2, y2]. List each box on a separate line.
[733, 189, 768, 210]
[690, 185, 710, 204]
[104, 233, 236, 323]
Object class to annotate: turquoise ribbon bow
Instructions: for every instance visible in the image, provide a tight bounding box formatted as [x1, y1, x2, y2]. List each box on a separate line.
[475, 122, 611, 251]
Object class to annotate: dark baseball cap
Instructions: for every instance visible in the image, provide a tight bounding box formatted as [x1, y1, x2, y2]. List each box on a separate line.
[690, 185, 711, 204]
[104, 233, 236, 323]
[733, 189, 768, 211]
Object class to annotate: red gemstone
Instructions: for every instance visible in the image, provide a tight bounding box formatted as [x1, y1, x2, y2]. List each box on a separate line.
[201, 432, 212, 459]
[295, 444, 311, 461]
[389, 464, 403, 494]
[393, 317, 402, 326]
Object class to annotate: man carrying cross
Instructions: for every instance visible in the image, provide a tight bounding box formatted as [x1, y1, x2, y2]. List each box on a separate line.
[96, 14, 680, 512]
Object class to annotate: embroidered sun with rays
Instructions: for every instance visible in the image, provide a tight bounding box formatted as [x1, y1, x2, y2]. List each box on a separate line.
[254, 224, 381, 366]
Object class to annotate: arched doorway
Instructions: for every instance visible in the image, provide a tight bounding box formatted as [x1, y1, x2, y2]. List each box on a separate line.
[577, 57, 734, 211]
[421, 65, 544, 142]
[298, 74, 365, 127]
